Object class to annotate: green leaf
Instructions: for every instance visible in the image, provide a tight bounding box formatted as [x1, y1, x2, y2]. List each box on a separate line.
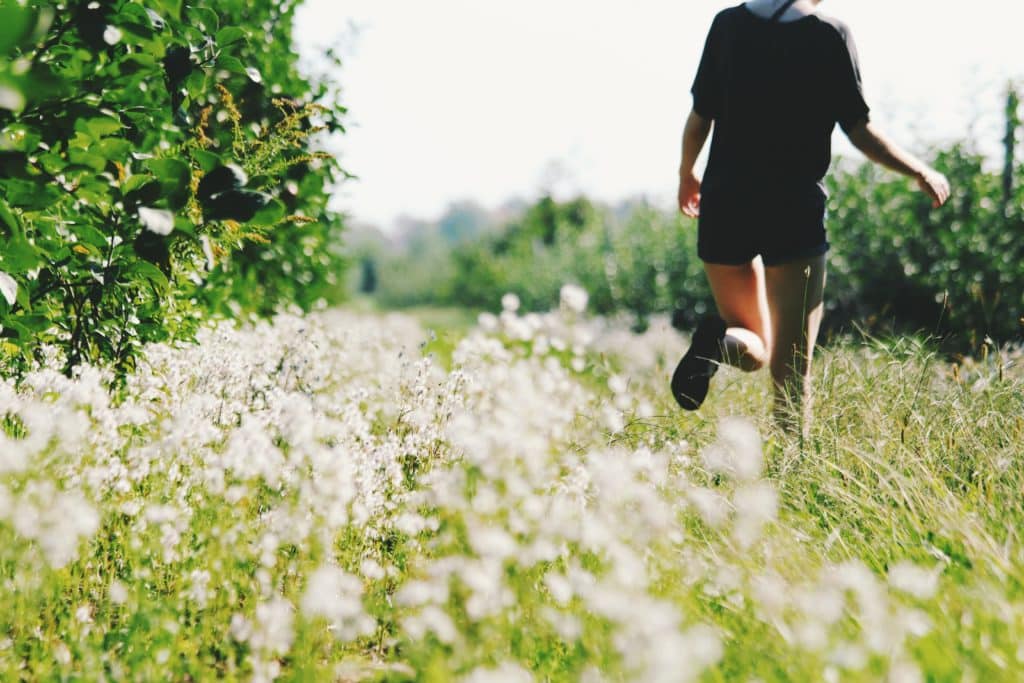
[114, 4, 159, 41]
[215, 27, 246, 46]
[189, 6, 219, 34]
[146, 158, 191, 210]
[184, 69, 207, 98]
[3, 178, 60, 210]
[122, 174, 155, 195]
[75, 223, 110, 250]
[119, 52, 159, 75]
[130, 259, 170, 293]
[1, 124, 41, 153]
[152, 0, 182, 20]
[216, 55, 245, 75]
[14, 276, 30, 312]
[250, 198, 285, 225]
[96, 138, 132, 161]
[0, 237, 38, 273]
[14, 315, 50, 333]
[68, 148, 108, 172]
[0, 318, 29, 340]
[0, 199, 21, 237]
[191, 149, 219, 173]
[0, 5, 35, 55]
[77, 116, 123, 140]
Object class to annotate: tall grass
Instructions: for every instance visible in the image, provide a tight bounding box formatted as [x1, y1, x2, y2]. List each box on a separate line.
[0, 302, 1020, 680]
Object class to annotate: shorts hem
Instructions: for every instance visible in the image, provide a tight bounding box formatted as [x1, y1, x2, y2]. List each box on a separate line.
[698, 253, 759, 266]
[760, 242, 830, 267]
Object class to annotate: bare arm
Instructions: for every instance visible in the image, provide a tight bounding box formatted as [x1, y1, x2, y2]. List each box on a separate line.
[678, 110, 712, 218]
[845, 120, 951, 207]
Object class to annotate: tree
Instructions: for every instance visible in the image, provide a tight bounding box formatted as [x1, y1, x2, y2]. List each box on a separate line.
[0, 1, 347, 378]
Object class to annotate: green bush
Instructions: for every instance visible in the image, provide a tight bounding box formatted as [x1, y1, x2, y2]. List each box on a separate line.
[0, 0, 347, 378]
[826, 143, 1024, 349]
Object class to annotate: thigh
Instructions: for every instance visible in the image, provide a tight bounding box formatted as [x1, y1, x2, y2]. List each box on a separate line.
[764, 254, 827, 369]
[704, 258, 771, 342]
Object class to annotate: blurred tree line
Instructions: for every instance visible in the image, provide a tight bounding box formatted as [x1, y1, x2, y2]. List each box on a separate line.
[357, 87, 1022, 352]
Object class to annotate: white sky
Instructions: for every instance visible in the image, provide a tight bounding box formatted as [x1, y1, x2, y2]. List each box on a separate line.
[294, 1, 1023, 232]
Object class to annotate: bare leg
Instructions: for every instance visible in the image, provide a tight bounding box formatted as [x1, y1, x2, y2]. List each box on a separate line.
[704, 258, 772, 372]
[764, 254, 827, 436]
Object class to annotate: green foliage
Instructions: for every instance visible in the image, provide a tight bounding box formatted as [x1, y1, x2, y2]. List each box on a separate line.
[826, 143, 1024, 349]
[0, 0, 347, 377]
[376, 195, 714, 332]
[371, 128, 1023, 350]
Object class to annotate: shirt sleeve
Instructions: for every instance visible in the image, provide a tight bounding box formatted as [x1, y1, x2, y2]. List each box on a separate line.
[832, 22, 870, 133]
[691, 14, 723, 120]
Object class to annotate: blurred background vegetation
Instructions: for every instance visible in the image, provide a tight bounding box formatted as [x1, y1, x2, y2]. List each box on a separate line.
[351, 86, 1023, 354]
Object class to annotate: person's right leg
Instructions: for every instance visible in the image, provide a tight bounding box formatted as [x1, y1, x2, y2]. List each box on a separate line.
[704, 259, 772, 372]
[764, 254, 827, 435]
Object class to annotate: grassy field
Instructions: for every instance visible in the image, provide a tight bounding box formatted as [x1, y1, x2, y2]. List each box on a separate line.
[0, 300, 1021, 681]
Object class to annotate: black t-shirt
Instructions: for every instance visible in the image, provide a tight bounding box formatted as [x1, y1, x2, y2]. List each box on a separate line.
[691, 4, 870, 195]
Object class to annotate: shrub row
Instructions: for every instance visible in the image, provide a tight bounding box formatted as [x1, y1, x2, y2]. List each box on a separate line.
[371, 133, 1023, 351]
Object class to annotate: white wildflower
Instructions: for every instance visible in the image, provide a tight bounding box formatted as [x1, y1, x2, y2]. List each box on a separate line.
[300, 566, 373, 641]
[559, 284, 589, 314]
[54, 642, 72, 666]
[188, 569, 212, 608]
[544, 572, 573, 605]
[403, 605, 457, 644]
[109, 580, 129, 605]
[732, 482, 778, 548]
[229, 613, 252, 643]
[888, 661, 924, 683]
[687, 487, 730, 528]
[359, 558, 386, 581]
[701, 416, 763, 481]
[888, 561, 939, 600]
[462, 662, 533, 683]
[251, 597, 294, 655]
[74, 604, 93, 624]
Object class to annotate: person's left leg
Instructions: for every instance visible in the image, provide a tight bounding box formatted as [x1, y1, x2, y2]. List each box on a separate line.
[672, 258, 771, 410]
[764, 253, 827, 435]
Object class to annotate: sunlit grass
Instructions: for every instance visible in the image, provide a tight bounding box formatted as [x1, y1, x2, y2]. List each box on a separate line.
[0, 304, 1020, 681]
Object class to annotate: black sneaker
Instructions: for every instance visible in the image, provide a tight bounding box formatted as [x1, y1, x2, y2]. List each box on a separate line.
[671, 315, 727, 410]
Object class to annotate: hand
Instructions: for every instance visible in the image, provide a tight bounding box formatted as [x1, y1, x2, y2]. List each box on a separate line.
[678, 171, 702, 218]
[915, 167, 951, 208]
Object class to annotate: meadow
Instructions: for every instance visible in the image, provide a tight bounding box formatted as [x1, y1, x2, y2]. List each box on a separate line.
[2, 288, 1021, 681]
[2, 3, 1022, 680]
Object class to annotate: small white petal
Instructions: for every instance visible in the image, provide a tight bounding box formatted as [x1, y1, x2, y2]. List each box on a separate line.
[0, 271, 17, 306]
[138, 207, 174, 235]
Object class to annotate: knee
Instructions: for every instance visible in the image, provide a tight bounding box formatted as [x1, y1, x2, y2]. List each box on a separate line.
[723, 329, 770, 372]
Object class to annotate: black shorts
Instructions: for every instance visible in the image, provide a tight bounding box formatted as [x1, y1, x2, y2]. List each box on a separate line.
[697, 187, 830, 266]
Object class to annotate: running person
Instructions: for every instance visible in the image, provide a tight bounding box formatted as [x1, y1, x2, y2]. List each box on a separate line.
[671, 0, 950, 431]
